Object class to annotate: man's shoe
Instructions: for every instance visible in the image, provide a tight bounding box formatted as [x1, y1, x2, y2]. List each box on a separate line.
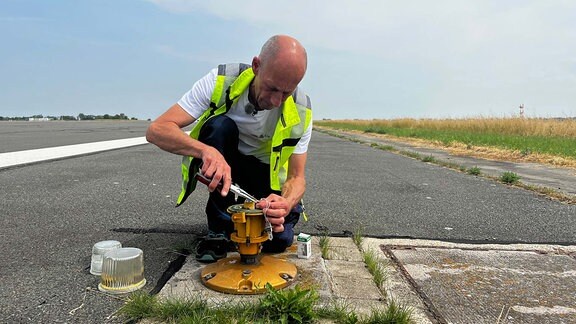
[195, 234, 229, 263]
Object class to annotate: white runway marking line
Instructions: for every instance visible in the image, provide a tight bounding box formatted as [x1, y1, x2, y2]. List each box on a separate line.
[0, 137, 148, 168]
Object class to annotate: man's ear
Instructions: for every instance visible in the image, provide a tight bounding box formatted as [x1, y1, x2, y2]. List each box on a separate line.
[251, 56, 260, 75]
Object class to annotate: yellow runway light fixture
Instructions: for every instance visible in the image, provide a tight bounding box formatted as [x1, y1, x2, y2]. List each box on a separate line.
[200, 201, 297, 294]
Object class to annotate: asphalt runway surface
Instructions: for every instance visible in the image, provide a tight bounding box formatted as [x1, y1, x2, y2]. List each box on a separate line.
[0, 120, 154, 153]
[1, 121, 575, 322]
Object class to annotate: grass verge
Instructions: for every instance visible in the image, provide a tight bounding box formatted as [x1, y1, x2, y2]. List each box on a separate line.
[316, 118, 576, 161]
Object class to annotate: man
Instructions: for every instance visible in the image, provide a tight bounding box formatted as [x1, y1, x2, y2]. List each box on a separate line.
[146, 35, 312, 261]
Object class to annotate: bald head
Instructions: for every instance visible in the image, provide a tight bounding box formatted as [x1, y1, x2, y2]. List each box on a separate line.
[250, 35, 308, 109]
[259, 35, 307, 72]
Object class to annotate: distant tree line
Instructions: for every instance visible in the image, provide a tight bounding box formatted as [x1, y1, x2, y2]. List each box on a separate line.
[0, 113, 138, 121]
[77, 113, 137, 120]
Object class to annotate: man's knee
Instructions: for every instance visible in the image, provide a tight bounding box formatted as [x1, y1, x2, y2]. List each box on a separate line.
[198, 115, 239, 152]
[199, 115, 238, 139]
[262, 229, 295, 253]
[262, 212, 300, 253]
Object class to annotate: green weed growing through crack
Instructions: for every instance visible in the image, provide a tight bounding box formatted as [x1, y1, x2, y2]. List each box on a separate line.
[421, 155, 436, 162]
[500, 171, 521, 184]
[362, 249, 388, 289]
[352, 226, 364, 250]
[467, 166, 481, 175]
[401, 151, 422, 160]
[118, 291, 157, 321]
[315, 299, 359, 323]
[365, 300, 413, 324]
[319, 232, 332, 259]
[258, 283, 319, 323]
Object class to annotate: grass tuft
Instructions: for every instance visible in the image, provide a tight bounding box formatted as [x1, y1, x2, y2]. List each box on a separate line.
[376, 144, 395, 151]
[362, 249, 388, 289]
[402, 151, 422, 160]
[258, 283, 319, 323]
[500, 171, 521, 184]
[352, 226, 364, 250]
[316, 299, 359, 323]
[118, 291, 158, 320]
[467, 166, 481, 175]
[421, 155, 435, 162]
[156, 298, 208, 322]
[364, 300, 413, 324]
[319, 232, 332, 259]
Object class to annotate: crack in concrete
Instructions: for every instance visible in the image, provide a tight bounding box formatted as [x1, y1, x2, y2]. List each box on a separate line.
[382, 246, 448, 324]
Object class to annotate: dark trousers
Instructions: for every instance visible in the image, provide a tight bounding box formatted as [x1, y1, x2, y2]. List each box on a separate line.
[198, 115, 301, 252]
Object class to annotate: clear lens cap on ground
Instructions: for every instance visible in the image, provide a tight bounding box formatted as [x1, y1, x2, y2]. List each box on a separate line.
[98, 247, 146, 294]
[90, 240, 122, 275]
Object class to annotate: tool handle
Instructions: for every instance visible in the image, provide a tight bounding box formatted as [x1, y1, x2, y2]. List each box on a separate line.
[195, 173, 223, 190]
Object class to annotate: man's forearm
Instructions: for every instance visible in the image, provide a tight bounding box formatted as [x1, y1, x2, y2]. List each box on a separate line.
[281, 176, 306, 210]
[146, 121, 206, 158]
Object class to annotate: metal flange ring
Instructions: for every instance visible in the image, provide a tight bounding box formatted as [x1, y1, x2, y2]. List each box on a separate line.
[227, 204, 263, 215]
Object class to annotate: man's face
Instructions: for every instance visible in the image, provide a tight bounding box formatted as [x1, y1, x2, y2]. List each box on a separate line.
[252, 56, 304, 110]
[255, 74, 295, 110]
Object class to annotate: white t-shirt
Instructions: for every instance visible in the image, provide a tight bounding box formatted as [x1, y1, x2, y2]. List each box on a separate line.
[178, 68, 313, 163]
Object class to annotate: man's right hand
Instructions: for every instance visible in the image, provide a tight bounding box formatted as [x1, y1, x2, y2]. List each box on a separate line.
[199, 145, 232, 197]
[146, 103, 232, 197]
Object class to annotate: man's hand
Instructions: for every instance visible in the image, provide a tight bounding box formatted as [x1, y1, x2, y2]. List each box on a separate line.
[256, 194, 291, 233]
[256, 153, 307, 233]
[199, 145, 232, 196]
[146, 104, 232, 197]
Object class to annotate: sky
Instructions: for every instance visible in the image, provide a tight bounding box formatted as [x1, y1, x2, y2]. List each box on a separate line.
[1, 0, 575, 120]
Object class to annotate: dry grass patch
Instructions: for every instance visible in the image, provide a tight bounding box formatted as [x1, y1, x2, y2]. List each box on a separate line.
[326, 117, 576, 137]
[315, 124, 576, 169]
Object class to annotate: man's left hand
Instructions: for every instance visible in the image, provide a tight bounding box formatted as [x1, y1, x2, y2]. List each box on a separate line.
[256, 194, 291, 233]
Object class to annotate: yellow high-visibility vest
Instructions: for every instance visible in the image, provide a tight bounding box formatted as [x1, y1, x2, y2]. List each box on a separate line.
[176, 63, 312, 206]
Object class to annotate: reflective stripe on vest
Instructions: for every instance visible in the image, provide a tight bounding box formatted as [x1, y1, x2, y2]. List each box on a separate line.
[176, 63, 312, 206]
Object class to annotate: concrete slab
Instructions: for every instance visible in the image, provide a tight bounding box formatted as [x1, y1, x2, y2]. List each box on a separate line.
[157, 237, 402, 321]
[325, 259, 373, 280]
[380, 239, 576, 324]
[155, 236, 576, 323]
[363, 238, 435, 324]
[330, 272, 382, 300]
[325, 236, 364, 261]
[158, 243, 329, 304]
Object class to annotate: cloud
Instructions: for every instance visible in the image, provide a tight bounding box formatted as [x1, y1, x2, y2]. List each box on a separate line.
[146, 1, 576, 63]
[147, 1, 576, 118]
